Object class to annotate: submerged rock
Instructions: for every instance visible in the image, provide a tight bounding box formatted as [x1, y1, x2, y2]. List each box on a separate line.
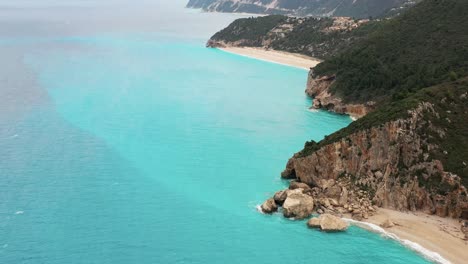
[261, 198, 278, 214]
[283, 189, 314, 219]
[307, 214, 348, 231]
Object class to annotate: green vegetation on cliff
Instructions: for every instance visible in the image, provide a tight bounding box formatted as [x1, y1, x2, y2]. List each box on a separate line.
[315, 0, 468, 104]
[188, 0, 418, 19]
[269, 18, 379, 59]
[208, 0, 468, 189]
[210, 0, 468, 103]
[300, 78, 468, 185]
[209, 16, 375, 60]
[296, 0, 468, 191]
[210, 15, 287, 46]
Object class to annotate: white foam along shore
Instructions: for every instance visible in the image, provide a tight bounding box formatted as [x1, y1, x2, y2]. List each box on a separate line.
[255, 202, 455, 263]
[344, 218, 451, 264]
[218, 46, 321, 70]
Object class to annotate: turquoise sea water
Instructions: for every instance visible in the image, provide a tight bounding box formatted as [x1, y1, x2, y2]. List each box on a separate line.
[0, 1, 433, 263]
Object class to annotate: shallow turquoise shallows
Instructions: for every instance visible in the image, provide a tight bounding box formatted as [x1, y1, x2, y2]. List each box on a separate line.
[0, 1, 432, 264]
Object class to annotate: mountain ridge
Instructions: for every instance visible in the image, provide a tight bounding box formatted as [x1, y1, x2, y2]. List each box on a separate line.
[187, 0, 419, 18]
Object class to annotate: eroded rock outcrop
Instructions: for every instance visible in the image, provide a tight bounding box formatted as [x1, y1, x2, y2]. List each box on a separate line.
[261, 198, 278, 214]
[281, 102, 468, 219]
[305, 69, 373, 119]
[261, 178, 376, 222]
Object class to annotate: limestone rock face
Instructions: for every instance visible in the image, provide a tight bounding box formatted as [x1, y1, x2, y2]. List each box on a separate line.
[305, 70, 372, 119]
[307, 214, 348, 231]
[273, 190, 288, 206]
[283, 189, 315, 219]
[281, 102, 468, 219]
[289, 181, 311, 190]
[261, 198, 278, 214]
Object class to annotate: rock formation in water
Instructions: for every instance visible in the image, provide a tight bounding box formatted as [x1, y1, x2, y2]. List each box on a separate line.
[305, 70, 374, 119]
[260, 198, 278, 214]
[282, 189, 315, 219]
[307, 214, 348, 231]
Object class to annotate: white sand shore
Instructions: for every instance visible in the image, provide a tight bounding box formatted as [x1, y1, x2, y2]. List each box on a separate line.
[360, 209, 467, 264]
[219, 47, 321, 70]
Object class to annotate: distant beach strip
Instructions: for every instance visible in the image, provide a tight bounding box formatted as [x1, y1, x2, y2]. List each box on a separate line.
[218, 47, 321, 70]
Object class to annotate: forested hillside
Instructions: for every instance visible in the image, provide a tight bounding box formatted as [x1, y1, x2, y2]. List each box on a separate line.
[208, 0, 468, 220]
[187, 0, 418, 18]
[315, 0, 468, 104]
[208, 16, 375, 60]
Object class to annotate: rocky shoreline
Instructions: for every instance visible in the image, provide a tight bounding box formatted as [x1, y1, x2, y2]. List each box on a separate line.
[305, 69, 374, 119]
[259, 101, 468, 250]
[260, 177, 377, 224]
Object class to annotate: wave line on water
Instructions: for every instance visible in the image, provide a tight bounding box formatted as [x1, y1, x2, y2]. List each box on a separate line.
[344, 218, 451, 264]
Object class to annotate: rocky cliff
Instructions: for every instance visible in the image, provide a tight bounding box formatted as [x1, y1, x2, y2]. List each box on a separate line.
[275, 81, 468, 221]
[305, 69, 373, 118]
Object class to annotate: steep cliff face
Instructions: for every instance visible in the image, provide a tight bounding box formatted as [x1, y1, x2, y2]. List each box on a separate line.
[305, 69, 372, 118]
[281, 91, 468, 219]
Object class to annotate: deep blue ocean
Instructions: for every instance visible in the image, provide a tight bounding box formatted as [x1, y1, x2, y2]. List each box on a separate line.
[0, 1, 432, 263]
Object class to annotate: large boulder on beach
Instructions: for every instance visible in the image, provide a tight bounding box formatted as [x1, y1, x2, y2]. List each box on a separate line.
[307, 214, 348, 231]
[319, 214, 348, 231]
[261, 198, 278, 214]
[283, 189, 314, 219]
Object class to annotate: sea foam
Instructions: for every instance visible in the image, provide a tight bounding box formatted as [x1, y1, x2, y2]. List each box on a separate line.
[344, 218, 451, 264]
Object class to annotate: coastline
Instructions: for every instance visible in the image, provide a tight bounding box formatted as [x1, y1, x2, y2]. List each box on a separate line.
[221, 45, 467, 264]
[218, 46, 321, 70]
[355, 208, 467, 264]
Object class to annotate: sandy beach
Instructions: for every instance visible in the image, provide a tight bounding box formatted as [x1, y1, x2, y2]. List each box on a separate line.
[356, 209, 468, 264]
[219, 46, 321, 70]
